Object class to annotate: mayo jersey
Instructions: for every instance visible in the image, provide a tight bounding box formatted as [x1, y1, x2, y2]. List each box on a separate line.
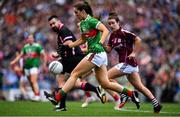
[22, 43, 44, 69]
[80, 15, 104, 53]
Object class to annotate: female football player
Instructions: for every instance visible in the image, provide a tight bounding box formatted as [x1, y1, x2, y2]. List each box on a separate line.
[105, 11, 162, 113]
[52, 1, 140, 108]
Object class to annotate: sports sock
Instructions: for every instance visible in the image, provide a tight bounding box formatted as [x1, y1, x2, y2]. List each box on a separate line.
[34, 91, 40, 96]
[85, 91, 91, 97]
[122, 87, 133, 97]
[81, 82, 97, 93]
[152, 98, 159, 107]
[113, 93, 119, 101]
[55, 90, 66, 102]
[60, 94, 67, 108]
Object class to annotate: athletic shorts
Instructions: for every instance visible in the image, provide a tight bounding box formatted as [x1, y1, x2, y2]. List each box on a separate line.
[61, 56, 84, 74]
[115, 63, 139, 74]
[85, 52, 108, 67]
[24, 67, 39, 76]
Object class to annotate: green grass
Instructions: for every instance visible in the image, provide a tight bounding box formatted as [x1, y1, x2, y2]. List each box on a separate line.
[0, 101, 180, 116]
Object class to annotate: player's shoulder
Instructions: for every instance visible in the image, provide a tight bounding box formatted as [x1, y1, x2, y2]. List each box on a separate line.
[24, 44, 29, 48]
[33, 43, 42, 47]
[121, 28, 136, 36]
[60, 26, 70, 32]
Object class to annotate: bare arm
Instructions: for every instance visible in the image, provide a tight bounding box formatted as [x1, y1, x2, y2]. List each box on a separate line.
[10, 52, 23, 65]
[103, 45, 112, 53]
[96, 23, 109, 44]
[128, 36, 141, 57]
[40, 51, 47, 68]
[66, 36, 86, 48]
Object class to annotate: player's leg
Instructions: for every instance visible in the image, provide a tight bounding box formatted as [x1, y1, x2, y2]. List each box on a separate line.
[44, 74, 68, 111]
[127, 72, 162, 113]
[81, 91, 96, 108]
[54, 57, 96, 103]
[28, 67, 40, 101]
[106, 66, 129, 110]
[75, 78, 105, 104]
[94, 65, 140, 109]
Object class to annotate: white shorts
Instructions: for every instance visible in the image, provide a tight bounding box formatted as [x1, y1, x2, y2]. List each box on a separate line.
[115, 63, 139, 74]
[24, 67, 39, 76]
[85, 52, 108, 67]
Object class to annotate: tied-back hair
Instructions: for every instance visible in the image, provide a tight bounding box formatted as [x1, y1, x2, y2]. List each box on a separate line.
[108, 11, 120, 22]
[74, 1, 93, 16]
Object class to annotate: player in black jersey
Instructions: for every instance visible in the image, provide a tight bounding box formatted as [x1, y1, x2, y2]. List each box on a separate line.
[44, 15, 105, 111]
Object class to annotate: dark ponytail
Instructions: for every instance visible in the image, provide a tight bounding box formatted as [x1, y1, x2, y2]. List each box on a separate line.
[74, 1, 93, 16]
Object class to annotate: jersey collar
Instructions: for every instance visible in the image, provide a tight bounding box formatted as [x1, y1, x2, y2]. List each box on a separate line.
[84, 15, 91, 21]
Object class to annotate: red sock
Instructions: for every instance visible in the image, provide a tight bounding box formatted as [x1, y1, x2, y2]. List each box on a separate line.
[81, 82, 86, 90]
[113, 94, 119, 101]
[55, 92, 62, 102]
[85, 91, 91, 97]
[35, 92, 40, 96]
[122, 88, 133, 97]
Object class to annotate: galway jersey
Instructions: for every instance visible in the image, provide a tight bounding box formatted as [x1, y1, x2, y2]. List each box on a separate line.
[108, 28, 138, 66]
[22, 43, 44, 69]
[80, 15, 104, 53]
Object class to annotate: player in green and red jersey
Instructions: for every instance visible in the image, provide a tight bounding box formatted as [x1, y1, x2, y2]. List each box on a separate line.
[10, 34, 47, 101]
[49, 1, 140, 109]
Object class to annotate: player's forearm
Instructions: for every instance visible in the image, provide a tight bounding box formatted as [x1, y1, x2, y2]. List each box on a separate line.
[103, 45, 112, 53]
[97, 23, 109, 44]
[11, 54, 22, 64]
[100, 29, 109, 44]
[41, 52, 47, 66]
[69, 38, 85, 48]
[133, 37, 141, 55]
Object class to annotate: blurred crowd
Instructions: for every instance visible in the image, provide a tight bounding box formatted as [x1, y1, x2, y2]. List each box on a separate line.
[0, 0, 179, 102]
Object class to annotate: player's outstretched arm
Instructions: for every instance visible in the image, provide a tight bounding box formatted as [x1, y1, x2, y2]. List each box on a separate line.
[97, 23, 109, 44]
[10, 52, 23, 66]
[128, 36, 141, 58]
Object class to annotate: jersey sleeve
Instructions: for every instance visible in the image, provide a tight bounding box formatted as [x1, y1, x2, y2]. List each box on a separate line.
[88, 18, 101, 29]
[123, 30, 136, 41]
[107, 34, 113, 48]
[37, 44, 44, 54]
[59, 28, 73, 42]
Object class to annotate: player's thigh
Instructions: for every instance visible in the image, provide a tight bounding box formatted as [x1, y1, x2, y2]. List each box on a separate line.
[108, 66, 125, 79]
[127, 72, 144, 88]
[71, 57, 96, 78]
[29, 67, 39, 82]
[94, 65, 109, 87]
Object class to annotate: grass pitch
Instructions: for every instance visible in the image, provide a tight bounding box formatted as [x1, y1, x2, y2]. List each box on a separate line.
[0, 101, 180, 116]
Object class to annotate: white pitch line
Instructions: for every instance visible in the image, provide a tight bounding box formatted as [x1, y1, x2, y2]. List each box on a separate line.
[119, 109, 180, 114]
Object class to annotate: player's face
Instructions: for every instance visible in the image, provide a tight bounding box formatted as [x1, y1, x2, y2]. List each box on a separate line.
[27, 34, 34, 44]
[108, 19, 120, 31]
[74, 8, 84, 20]
[49, 18, 59, 32]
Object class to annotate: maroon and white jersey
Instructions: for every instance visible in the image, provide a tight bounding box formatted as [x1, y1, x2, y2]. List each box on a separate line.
[108, 28, 138, 66]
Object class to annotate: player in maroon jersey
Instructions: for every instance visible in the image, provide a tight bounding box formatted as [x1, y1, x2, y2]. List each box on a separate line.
[104, 12, 162, 113]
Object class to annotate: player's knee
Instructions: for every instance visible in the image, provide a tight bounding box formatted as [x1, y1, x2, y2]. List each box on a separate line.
[100, 82, 109, 89]
[137, 85, 145, 92]
[70, 72, 81, 79]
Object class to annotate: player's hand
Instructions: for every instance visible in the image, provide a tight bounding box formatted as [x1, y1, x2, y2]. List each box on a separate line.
[10, 61, 16, 66]
[52, 52, 59, 58]
[128, 52, 136, 58]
